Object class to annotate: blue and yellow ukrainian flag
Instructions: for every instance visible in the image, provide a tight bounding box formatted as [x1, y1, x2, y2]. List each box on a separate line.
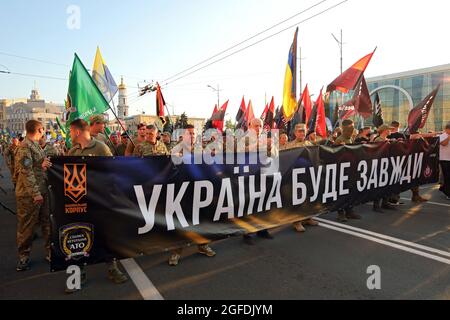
[282, 27, 299, 120]
[92, 46, 118, 103]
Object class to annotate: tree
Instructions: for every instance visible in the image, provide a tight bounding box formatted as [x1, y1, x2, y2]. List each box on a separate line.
[225, 119, 236, 131]
[175, 112, 189, 129]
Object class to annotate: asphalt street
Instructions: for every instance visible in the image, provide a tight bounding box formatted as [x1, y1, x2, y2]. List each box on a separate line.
[0, 155, 449, 300]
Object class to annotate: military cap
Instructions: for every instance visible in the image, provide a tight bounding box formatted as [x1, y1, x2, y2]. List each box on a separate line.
[89, 114, 107, 124]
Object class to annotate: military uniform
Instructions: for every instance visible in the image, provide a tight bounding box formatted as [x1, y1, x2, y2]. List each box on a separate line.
[4, 144, 18, 177]
[125, 136, 145, 156]
[14, 137, 51, 261]
[286, 139, 313, 149]
[335, 126, 355, 145]
[43, 143, 59, 157]
[115, 143, 127, 156]
[334, 125, 361, 221]
[335, 135, 353, 145]
[133, 140, 169, 157]
[68, 138, 113, 157]
[92, 132, 108, 144]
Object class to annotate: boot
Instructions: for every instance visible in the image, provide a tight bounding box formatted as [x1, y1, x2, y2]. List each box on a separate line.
[293, 222, 306, 232]
[382, 199, 397, 210]
[345, 207, 362, 220]
[108, 260, 128, 284]
[373, 199, 384, 213]
[411, 188, 428, 203]
[337, 209, 348, 222]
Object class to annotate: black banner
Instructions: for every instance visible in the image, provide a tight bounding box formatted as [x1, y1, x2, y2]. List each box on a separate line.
[49, 139, 439, 271]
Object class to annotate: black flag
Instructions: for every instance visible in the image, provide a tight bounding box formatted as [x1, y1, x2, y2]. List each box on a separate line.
[373, 92, 384, 128]
[407, 85, 440, 134]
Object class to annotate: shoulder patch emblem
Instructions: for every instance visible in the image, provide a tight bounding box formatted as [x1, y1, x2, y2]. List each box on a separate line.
[22, 158, 32, 168]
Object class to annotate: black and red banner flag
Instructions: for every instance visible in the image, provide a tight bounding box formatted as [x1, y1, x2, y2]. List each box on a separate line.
[407, 85, 440, 134]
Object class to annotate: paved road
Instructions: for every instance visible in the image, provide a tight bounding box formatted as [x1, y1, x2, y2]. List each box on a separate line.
[0, 155, 449, 300]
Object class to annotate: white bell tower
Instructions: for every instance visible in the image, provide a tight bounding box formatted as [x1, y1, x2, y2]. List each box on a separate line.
[117, 77, 129, 119]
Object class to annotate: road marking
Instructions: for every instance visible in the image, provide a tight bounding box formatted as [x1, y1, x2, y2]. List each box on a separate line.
[316, 222, 450, 265]
[315, 218, 450, 258]
[400, 198, 450, 208]
[120, 258, 164, 300]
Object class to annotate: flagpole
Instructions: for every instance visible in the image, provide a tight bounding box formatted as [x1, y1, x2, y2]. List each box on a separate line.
[103, 129, 120, 155]
[107, 98, 135, 148]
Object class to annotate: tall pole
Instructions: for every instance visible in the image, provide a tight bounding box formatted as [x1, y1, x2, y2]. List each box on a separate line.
[340, 29, 343, 75]
[217, 84, 220, 107]
[299, 46, 303, 95]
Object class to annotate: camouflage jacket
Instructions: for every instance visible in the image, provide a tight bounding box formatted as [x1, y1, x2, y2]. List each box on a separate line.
[133, 140, 169, 157]
[14, 138, 47, 198]
[125, 136, 146, 156]
[3, 144, 18, 170]
[68, 138, 113, 157]
[92, 132, 109, 145]
[286, 139, 313, 150]
[335, 135, 353, 145]
[43, 143, 59, 157]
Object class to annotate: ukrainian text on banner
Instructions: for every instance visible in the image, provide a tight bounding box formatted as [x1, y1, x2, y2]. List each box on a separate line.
[49, 139, 439, 271]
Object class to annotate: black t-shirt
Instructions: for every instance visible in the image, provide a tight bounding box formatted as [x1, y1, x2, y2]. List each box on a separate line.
[388, 132, 410, 140]
[354, 136, 370, 144]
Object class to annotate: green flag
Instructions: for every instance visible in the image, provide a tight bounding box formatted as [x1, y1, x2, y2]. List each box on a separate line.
[65, 53, 110, 146]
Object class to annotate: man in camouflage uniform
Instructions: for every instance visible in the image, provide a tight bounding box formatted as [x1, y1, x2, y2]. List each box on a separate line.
[286, 124, 313, 149]
[39, 136, 59, 157]
[115, 133, 128, 156]
[333, 120, 362, 222]
[125, 123, 147, 156]
[279, 132, 289, 151]
[168, 124, 217, 266]
[4, 137, 19, 187]
[68, 119, 113, 157]
[15, 120, 52, 271]
[89, 114, 109, 145]
[108, 132, 122, 156]
[286, 124, 319, 232]
[334, 119, 355, 145]
[133, 125, 169, 156]
[161, 132, 172, 151]
[235, 119, 275, 244]
[65, 119, 127, 293]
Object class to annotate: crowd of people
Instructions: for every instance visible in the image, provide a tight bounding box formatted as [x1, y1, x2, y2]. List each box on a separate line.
[1, 114, 449, 295]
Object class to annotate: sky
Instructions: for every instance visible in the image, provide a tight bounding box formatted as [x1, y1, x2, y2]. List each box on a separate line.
[1, 0, 450, 121]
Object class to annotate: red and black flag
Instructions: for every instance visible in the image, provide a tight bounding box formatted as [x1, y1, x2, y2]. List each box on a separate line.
[204, 105, 218, 131]
[300, 85, 313, 126]
[275, 106, 288, 132]
[315, 89, 328, 138]
[243, 100, 256, 131]
[407, 85, 440, 134]
[336, 76, 372, 122]
[327, 49, 376, 94]
[353, 76, 372, 119]
[212, 100, 229, 132]
[338, 101, 357, 121]
[307, 103, 318, 135]
[155, 83, 166, 124]
[263, 97, 275, 131]
[261, 103, 269, 122]
[235, 97, 247, 130]
[372, 92, 384, 128]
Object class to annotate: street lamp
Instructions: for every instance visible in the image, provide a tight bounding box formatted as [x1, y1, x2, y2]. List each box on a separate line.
[331, 29, 344, 105]
[207, 84, 221, 107]
[331, 30, 343, 75]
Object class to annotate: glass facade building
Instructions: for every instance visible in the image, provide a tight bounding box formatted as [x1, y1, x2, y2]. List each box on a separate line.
[366, 64, 450, 132]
